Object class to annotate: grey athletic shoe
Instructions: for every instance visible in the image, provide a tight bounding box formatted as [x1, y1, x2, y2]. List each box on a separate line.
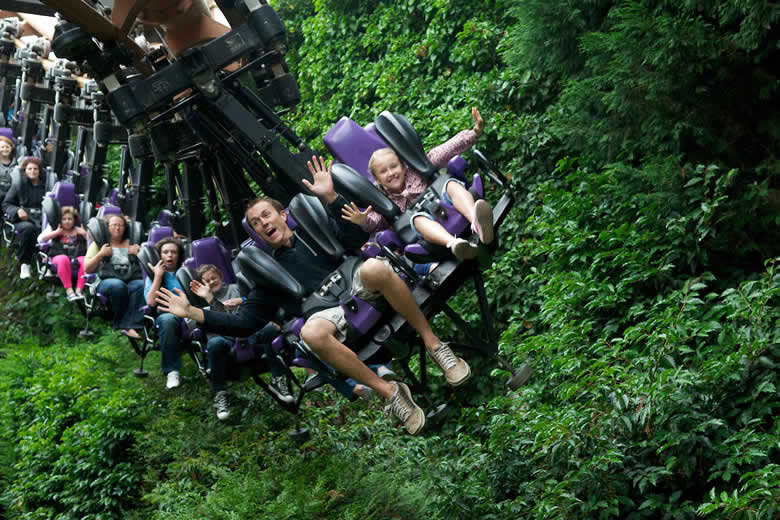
[428, 342, 472, 386]
[214, 391, 231, 421]
[385, 382, 425, 435]
[270, 375, 295, 404]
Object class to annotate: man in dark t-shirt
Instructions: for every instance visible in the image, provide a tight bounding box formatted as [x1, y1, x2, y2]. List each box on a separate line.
[157, 156, 472, 434]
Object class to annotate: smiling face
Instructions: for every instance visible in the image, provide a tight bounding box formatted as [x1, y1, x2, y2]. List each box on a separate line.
[60, 213, 74, 231]
[24, 162, 40, 183]
[201, 268, 223, 293]
[246, 200, 293, 249]
[0, 140, 12, 161]
[160, 243, 180, 271]
[370, 149, 406, 194]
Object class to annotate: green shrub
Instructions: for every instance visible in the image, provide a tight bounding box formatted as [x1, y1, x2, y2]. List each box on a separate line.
[0, 338, 146, 519]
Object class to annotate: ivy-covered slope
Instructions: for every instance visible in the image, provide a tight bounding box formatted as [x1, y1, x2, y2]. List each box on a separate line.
[0, 1, 778, 518]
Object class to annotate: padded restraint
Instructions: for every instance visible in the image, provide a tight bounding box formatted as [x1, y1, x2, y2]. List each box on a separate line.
[374, 111, 437, 180]
[330, 163, 400, 222]
[287, 194, 345, 261]
[300, 256, 362, 319]
[175, 265, 200, 306]
[86, 215, 143, 248]
[390, 175, 452, 245]
[236, 245, 305, 301]
[42, 197, 62, 231]
[137, 244, 159, 279]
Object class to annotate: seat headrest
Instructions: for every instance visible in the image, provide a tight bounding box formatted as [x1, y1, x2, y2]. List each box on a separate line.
[323, 116, 388, 180]
[51, 181, 78, 208]
[191, 236, 236, 284]
[148, 225, 173, 245]
[97, 205, 122, 218]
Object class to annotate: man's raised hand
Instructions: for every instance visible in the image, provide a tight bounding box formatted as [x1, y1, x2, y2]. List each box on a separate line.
[303, 155, 338, 203]
[156, 287, 191, 318]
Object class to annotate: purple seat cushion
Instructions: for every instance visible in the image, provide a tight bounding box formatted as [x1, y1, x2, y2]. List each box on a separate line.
[323, 117, 388, 180]
[51, 182, 79, 208]
[191, 236, 236, 284]
[148, 226, 173, 245]
[0, 127, 16, 145]
[97, 205, 121, 218]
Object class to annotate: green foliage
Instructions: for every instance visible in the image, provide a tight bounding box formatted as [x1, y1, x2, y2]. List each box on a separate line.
[0, 337, 146, 519]
[487, 157, 780, 518]
[2, 1, 779, 518]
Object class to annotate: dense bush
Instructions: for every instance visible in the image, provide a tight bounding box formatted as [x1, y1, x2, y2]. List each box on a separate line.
[0, 335, 146, 520]
[0, 0, 778, 518]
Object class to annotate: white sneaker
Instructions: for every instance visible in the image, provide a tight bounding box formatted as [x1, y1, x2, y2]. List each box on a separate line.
[213, 391, 231, 421]
[165, 370, 181, 389]
[19, 263, 31, 279]
[447, 238, 478, 260]
[376, 365, 397, 380]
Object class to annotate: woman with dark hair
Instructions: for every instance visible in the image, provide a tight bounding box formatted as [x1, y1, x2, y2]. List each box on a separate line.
[84, 213, 144, 336]
[2, 157, 46, 279]
[144, 237, 186, 389]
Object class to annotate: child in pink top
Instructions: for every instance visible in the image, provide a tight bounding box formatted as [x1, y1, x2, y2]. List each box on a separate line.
[341, 107, 494, 260]
[37, 206, 88, 301]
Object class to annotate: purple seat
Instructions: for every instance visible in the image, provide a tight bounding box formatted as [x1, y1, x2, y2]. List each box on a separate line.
[157, 210, 173, 227]
[147, 225, 173, 246]
[324, 115, 485, 263]
[190, 236, 236, 284]
[41, 181, 78, 232]
[323, 117, 388, 180]
[96, 205, 121, 218]
[0, 127, 16, 145]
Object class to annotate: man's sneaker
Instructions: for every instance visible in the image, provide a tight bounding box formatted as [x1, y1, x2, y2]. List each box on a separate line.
[213, 391, 231, 421]
[19, 263, 31, 279]
[385, 382, 425, 435]
[165, 370, 181, 389]
[269, 375, 295, 404]
[428, 342, 472, 386]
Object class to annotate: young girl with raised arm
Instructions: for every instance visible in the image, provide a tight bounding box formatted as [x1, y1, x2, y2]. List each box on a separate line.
[341, 107, 494, 260]
[38, 206, 88, 301]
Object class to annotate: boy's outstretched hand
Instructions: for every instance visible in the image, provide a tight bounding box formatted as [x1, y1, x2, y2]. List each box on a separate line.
[189, 280, 214, 302]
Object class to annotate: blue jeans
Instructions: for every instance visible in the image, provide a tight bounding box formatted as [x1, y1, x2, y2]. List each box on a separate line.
[97, 278, 145, 330]
[157, 312, 183, 375]
[409, 177, 464, 239]
[207, 323, 281, 393]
